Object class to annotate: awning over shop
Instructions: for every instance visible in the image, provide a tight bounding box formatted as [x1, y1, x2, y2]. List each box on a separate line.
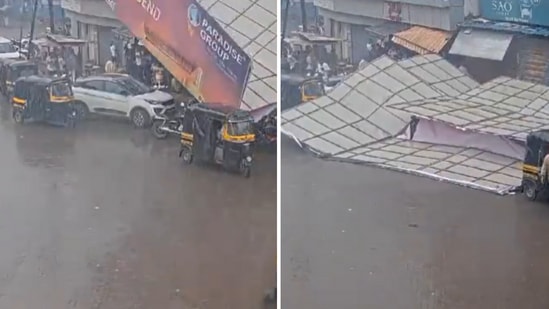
[365, 21, 410, 39]
[291, 31, 343, 44]
[449, 29, 513, 61]
[391, 26, 450, 55]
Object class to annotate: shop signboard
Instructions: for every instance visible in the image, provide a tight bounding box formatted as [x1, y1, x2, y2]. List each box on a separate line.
[107, 0, 252, 107]
[481, 0, 549, 27]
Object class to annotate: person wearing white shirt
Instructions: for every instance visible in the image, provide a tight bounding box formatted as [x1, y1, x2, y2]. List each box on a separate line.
[110, 41, 117, 64]
[46, 54, 55, 75]
[541, 153, 549, 183]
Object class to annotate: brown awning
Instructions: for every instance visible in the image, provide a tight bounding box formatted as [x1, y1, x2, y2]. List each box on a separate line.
[391, 26, 451, 55]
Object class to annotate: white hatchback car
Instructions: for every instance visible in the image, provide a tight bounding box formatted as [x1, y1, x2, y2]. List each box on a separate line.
[72, 74, 176, 127]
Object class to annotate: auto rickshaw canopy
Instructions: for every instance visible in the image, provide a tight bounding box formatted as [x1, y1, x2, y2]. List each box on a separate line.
[281, 74, 324, 110]
[188, 102, 254, 123]
[525, 130, 549, 166]
[16, 75, 66, 86]
[14, 75, 73, 100]
[1, 59, 38, 75]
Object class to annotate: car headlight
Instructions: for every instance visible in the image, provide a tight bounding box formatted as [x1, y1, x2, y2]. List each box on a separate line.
[145, 99, 160, 105]
[246, 156, 252, 162]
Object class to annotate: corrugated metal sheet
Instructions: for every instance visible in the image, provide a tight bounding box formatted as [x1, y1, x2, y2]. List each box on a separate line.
[392, 26, 451, 55]
[449, 29, 513, 61]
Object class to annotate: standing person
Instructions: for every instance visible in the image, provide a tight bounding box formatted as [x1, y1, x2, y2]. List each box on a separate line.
[124, 40, 134, 75]
[305, 51, 314, 76]
[541, 151, 549, 184]
[57, 53, 65, 76]
[321, 61, 331, 79]
[104, 59, 116, 73]
[134, 51, 142, 81]
[46, 52, 55, 76]
[143, 54, 153, 85]
[110, 41, 117, 65]
[65, 47, 77, 82]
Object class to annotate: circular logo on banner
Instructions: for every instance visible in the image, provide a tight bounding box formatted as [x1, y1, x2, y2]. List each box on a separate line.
[188, 4, 201, 27]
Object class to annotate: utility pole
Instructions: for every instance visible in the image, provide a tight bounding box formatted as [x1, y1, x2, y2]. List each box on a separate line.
[18, 5, 24, 53]
[48, 0, 55, 34]
[281, 0, 290, 41]
[28, 0, 39, 59]
[300, 0, 307, 32]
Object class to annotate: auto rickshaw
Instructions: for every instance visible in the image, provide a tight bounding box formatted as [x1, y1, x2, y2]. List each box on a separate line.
[0, 59, 38, 97]
[179, 102, 255, 177]
[281, 74, 324, 110]
[521, 130, 549, 200]
[11, 75, 77, 127]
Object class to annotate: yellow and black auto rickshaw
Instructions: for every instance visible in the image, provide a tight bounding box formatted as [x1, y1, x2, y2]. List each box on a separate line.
[521, 130, 549, 200]
[12, 75, 77, 127]
[0, 59, 38, 97]
[281, 74, 325, 110]
[179, 102, 255, 177]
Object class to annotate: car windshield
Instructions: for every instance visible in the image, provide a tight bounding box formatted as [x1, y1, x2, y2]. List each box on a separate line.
[51, 82, 72, 96]
[227, 121, 253, 136]
[117, 77, 152, 95]
[0, 42, 15, 53]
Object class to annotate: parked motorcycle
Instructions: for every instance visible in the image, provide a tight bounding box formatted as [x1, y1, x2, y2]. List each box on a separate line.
[151, 102, 186, 139]
[254, 110, 276, 151]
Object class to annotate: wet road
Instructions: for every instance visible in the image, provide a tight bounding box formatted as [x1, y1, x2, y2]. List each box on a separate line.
[0, 105, 276, 308]
[282, 137, 549, 309]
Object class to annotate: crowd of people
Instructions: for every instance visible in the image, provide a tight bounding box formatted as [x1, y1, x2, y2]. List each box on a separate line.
[105, 38, 172, 90]
[34, 45, 80, 80]
[358, 37, 411, 68]
[283, 43, 338, 79]
[283, 34, 415, 80]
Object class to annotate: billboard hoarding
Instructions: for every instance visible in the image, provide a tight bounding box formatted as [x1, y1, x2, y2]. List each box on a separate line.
[481, 0, 549, 28]
[110, 0, 252, 108]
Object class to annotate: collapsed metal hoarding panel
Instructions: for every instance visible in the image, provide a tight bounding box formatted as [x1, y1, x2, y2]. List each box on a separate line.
[281, 55, 546, 194]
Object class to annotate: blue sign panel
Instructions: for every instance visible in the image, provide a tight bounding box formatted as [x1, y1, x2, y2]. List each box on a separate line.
[481, 0, 549, 27]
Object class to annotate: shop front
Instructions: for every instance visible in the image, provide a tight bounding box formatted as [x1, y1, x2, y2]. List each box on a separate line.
[447, 5, 549, 85]
[316, 0, 464, 64]
[61, 0, 122, 66]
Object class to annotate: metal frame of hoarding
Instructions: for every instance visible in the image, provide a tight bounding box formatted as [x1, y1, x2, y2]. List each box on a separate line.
[107, 0, 252, 106]
[239, 61, 252, 104]
[192, 0, 252, 105]
[281, 116, 518, 196]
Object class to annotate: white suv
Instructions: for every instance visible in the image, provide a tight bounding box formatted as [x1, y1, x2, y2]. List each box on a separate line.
[72, 74, 176, 127]
[0, 37, 22, 59]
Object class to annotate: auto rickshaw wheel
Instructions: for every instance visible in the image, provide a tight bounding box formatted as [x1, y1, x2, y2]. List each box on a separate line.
[66, 117, 76, 129]
[181, 148, 193, 164]
[12, 109, 24, 124]
[240, 160, 251, 178]
[74, 101, 89, 120]
[524, 180, 538, 201]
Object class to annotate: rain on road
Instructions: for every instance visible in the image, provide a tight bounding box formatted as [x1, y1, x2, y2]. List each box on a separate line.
[282, 137, 549, 309]
[0, 103, 276, 308]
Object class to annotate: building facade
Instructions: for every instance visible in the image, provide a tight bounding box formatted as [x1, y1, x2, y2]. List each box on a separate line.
[316, 0, 480, 63]
[448, 0, 549, 84]
[61, 0, 122, 66]
[282, 0, 319, 34]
